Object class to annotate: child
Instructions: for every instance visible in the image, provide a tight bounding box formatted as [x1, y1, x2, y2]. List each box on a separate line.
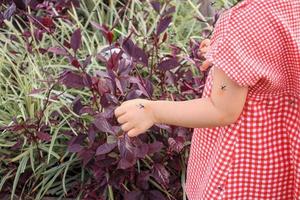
[114, 0, 300, 199]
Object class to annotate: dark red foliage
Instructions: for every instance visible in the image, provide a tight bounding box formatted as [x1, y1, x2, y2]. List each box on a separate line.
[96, 142, 117, 155]
[91, 21, 114, 44]
[47, 46, 69, 56]
[71, 28, 82, 53]
[156, 15, 172, 36]
[59, 71, 87, 89]
[36, 131, 52, 142]
[0, 0, 217, 199]
[157, 58, 180, 71]
[3, 2, 16, 20]
[122, 38, 148, 66]
[41, 16, 54, 28]
[150, 1, 161, 13]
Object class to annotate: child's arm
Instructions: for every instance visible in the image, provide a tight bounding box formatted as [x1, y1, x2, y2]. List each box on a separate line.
[149, 66, 248, 128]
[114, 66, 248, 137]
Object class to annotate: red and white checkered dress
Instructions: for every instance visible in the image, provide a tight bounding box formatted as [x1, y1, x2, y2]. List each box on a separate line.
[185, 0, 300, 199]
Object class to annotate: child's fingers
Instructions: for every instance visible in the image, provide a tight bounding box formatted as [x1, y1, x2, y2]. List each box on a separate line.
[197, 39, 211, 57]
[200, 39, 211, 49]
[200, 60, 213, 71]
[200, 46, 209, 54]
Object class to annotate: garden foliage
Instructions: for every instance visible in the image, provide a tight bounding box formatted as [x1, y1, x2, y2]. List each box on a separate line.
[0, 0, 237, 199]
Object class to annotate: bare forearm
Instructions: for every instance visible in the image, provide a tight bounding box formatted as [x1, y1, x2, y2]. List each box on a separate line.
[150, 98, 233, 128]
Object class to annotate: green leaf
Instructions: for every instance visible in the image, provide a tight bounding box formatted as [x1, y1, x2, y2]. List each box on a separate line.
[11, 155, 29, 200]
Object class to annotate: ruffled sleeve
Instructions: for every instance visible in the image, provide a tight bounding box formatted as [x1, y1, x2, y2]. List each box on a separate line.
[204, 3, 279, 87]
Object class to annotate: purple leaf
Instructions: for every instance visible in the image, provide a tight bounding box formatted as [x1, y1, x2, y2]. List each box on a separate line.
[83, 73, 92, 88]
[34, 29, 44, 42]
[13, 0, 27, 9]
[169, 44, 182, 56]
[96, 142, 117, 155]
[79, 106, 95, 115]
[91, 22, 114, 43]
[163, 6, 176, 16]
[29, 88, 46, 95]
[68, 134, 86, 146]
[156, 15, 172, 36]
[157, 58, 180, 71]
[148, 141, 163, 155]
[118, 59, 133, 75]
[93, 115, 115, 134]
[168, 137, 184, 153]
[88, 124, 97, 143]
[68, 144, 82, 153]
[3, 3, 16, 20]
[134, 143, 148, 158]
[150, 1, 161, 13]
[82, 55, 92, 69]
[145, 78, 154, 97]
[122, 38, 148, 66]
[71, 28, 82, 52]
[78, 148, 94, 166]
[117, 157, 136, 169]
[117, 134, 137, 169]
[91, 165, 105, 180]
[60, 71, 86, 89]
[132, 46, 148, 66]
[122, 38, 135, 56]
[104, 93, 119, 105]
[97, 157, 118, 168]
[118, 134, 136, 156]
[47, 46, 68, 56]
[115, 77, 124, 95]
[124, 190, 143, 200]
[136, 171, 150, 190]
[41, 16, 54, 28]
[151, 163, 170, 188]
[165, 71, 176, 85]
[37, 132, 52, 142]
[127, 77, 150, 98]
[11, 139, 23, 150]
[126, 89, 144, 100]
[106, 52, 121, 71]
[148, 190, 166, 200]
[72, 96, 83, 115]
[70, 57, 81, 68]
[38, 48, 47, 54]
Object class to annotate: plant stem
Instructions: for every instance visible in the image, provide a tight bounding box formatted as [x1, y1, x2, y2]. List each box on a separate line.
[108, 184, 114, 200]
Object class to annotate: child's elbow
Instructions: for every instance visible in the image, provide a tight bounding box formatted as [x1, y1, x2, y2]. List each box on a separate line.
[218, 110, 243, 127]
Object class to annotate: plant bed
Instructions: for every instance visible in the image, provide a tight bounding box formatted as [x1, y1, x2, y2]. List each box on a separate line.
[0, 0, 240, 199]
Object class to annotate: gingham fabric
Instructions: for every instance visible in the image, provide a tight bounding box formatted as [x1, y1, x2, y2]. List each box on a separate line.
[185, 0, 300, 199]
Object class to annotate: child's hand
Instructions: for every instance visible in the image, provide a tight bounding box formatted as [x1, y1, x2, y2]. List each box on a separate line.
[198, 39, 211, 55]
[114, 99, 156, 137]
[198, 39, 213, 71]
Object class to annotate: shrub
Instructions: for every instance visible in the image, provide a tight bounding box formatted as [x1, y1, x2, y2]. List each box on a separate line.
[0, 0, 235, 199]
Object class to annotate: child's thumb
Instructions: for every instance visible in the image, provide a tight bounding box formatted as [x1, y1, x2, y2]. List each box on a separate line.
[200, 60, 213, 71]
[200, 39, 211, 49]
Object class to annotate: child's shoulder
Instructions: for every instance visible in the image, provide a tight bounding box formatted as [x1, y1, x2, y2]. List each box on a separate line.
[230, 0, 289, 13]
[226, 0, 273, 27]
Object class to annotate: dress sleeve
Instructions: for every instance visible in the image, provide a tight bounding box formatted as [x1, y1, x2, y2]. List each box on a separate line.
[204, 6, 271, 87]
